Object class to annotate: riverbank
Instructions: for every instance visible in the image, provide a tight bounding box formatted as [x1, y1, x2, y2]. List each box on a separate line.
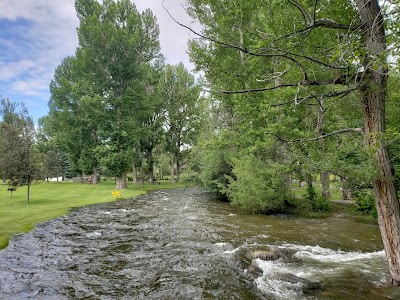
[0, 180, 190, 249]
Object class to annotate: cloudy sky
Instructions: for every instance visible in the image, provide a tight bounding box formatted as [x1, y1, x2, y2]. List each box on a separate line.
[0, 0, 200, 122]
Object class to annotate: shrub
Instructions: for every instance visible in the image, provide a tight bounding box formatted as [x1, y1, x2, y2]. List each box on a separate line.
[227, 155, 293, 213]
[353, 189, 377, 218]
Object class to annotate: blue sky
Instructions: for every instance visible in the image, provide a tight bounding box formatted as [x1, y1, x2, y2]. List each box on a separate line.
[0, 0, 199, 123]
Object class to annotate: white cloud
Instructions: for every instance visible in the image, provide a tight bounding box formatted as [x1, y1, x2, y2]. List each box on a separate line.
[0, 59, 35, 81]
[134, 0, 201, 69]
[10, 79, 48, 97]
[0, 0, 199, 121]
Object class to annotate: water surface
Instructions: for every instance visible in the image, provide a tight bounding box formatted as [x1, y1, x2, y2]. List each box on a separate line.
[0, 188, 398, 299]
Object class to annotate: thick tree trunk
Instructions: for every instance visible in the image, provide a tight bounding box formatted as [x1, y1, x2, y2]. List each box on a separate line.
[170, 153, 175, 183]
[115, 172, 127, 190]
[78, 172, 83, 183]
[355, 0, 400, 284]
[92, 166, 98, 184]
[320, 172, 330, 199]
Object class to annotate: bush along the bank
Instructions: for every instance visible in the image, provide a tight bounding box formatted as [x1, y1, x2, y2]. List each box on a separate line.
[353, 189, 377, 219]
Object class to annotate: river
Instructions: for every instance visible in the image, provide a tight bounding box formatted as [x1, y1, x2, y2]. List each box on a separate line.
[0, 187, 399, 299]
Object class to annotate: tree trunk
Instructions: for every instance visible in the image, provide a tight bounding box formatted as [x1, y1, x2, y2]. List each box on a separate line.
[355, 0, 400, 284]
[132, 146, 138, 185]
[317, 97, 330, 199]
[27, 183, 30, 204]
[132, 163, 137, 185]
[176, 149, 181, 182]
[320, 172, 330, 199]
[92, 166, 98, 184]
[149, 148, 154, 182]
[138, 146, 144, 186]
[340, 177, 352, 201]
[78, 172, 83, 183]
[170, 152, 175, 183]
[115, 172, 127, 190]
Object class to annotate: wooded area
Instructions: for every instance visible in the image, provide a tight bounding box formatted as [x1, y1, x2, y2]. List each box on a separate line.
[1, 0, 400, 285]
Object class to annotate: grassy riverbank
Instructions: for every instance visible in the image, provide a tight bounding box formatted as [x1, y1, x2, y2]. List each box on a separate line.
[0, 180, 189, 250]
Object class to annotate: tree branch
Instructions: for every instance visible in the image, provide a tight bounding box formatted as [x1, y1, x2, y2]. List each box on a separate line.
[288, 0, 311, 25]
[163, 3, 347, 74]
[222, 84, 297, 94]
[269, 86, 357, 107]
[222, 80, 358, 95]
[286, 128, 363, 143]
[275, 18, 360, 42]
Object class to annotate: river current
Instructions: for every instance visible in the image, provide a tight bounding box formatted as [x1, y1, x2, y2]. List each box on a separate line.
[0, 188, 399, 299]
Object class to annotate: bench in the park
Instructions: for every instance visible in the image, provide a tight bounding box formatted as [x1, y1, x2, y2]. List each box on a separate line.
[7, 187, 16, 197]
[112, 191, 122, 200]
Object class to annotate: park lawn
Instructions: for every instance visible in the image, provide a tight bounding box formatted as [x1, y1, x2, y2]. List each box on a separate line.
[290, 183, 342, 200]
[0, 180, 189, 250]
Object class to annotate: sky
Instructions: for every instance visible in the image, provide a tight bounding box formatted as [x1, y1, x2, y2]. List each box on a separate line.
[0, 0, 200, 123]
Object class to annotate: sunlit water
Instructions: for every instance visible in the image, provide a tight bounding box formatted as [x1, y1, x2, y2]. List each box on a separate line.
[0, 188, 399, 299]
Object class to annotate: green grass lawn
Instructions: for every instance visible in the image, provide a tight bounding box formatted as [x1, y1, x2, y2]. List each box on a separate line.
[0, 180, 189, 250]
[290, 183, 342, 200]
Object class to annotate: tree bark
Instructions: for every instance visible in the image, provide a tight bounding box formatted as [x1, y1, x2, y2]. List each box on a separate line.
[27, 183, 30, 204]
[176, 149, 181, 182]
[320, 172, 330, 198]
[148, 147, 154, 182]
[92, 166, 98, 184]
[355, 0, 400, 285]
[115, 172, 127, 190]
[170, 152, 175, 183]
[139, 146, 144, 186]
[132, 163, 137, 185]
[316, 97, 330, 199]
[340, 177, 352, 201]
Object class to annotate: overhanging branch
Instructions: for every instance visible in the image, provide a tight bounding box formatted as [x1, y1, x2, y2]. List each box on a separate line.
[163, 2, 347, 74]
[285, 128, 363, 143]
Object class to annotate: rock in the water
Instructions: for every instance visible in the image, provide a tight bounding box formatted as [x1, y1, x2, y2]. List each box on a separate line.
[250, 248, 289, 261]
[246, 259, 263, 277]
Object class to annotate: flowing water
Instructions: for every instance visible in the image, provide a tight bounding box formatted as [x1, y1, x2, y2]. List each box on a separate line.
[0, 188, 399, 299]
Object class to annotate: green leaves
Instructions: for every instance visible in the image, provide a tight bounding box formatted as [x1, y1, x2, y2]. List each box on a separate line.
[46, 0, 162, 180]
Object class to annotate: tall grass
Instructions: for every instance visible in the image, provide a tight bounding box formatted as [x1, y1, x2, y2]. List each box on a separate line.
[0, 180, 188, 249]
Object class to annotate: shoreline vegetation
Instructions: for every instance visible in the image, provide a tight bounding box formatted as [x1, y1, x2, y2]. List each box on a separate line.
[0, 180, 190, 250]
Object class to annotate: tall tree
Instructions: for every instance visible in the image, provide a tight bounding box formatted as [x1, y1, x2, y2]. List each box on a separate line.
[45, 52, 103, 183]
[0, 97, 38, 203]
[158, 63, 202, 182]
[74, 0, 161, 189]
[185, 0, 400, 283]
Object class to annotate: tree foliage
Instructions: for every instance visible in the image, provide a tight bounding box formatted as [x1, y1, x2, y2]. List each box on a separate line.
[0, 97, 39, 203]
[185, 0, 400, 284]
